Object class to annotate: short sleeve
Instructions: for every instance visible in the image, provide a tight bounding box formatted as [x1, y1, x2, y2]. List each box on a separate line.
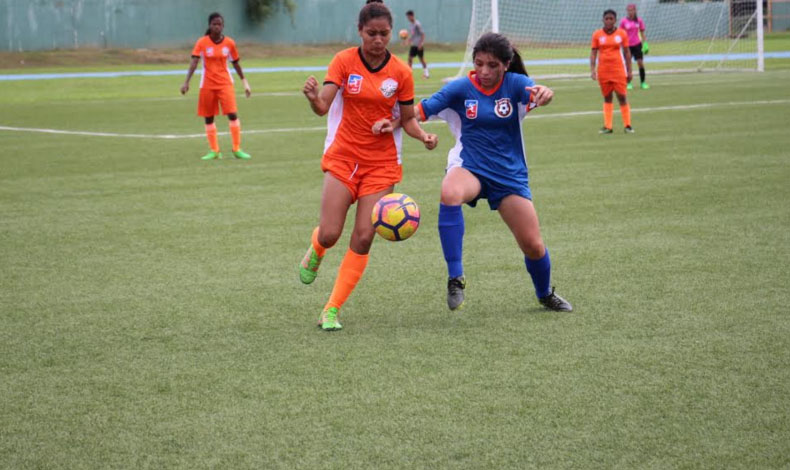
[511, 73, 536, 106]
[621, 31, 630, 47]
[591, 32, 599, 49]
[398, 67, 415, 105]
[324, 53, 345, 87]
[419, 82, 457, 120]
[191, 38, 203, 57]
[229, 40, 240, 61]
[639, 18, 646, 31]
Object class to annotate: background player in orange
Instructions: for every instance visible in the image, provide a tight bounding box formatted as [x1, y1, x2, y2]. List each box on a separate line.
[590, 9, 634, 134]
[181, 12, 252, 160]
[299, 2, 437, 331]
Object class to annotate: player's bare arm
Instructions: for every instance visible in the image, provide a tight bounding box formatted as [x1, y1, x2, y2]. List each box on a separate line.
[400, 104, 437, 150]
[589, 49, 598, 81]
[303, 76, 338, 116]
[623, 45, 633, 82]
[231, 60, 252, 98]
[528, 85, 554, 106]
[181, 56, 200, 94]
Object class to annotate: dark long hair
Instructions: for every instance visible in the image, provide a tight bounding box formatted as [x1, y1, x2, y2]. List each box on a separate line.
[358, 2, 392, 30]
[205, 12, 223, 35]
[472, 32, 528, 76]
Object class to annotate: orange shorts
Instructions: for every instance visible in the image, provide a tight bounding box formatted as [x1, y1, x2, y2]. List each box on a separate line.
[321, 157, 402, 203]
[598, 78, 627, 97]
[197, 86, 237, 117]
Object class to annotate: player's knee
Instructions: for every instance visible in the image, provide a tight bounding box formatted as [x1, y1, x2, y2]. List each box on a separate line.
[318, 228, 342, 249]
[349, 228, 375, 254]
[440, 184, 466, 206]
[204, 116, 215, 125]
[522, 238, 545, 259]
[227, 113, 238, 121]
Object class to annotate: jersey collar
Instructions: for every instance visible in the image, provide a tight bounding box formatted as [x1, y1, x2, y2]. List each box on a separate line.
[357, 47, 391, 73]
[467, 70, 505, 96]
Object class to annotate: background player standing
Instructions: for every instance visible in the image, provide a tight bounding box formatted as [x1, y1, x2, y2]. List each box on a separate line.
[300, 3, 437, 331]
[405, 10, 430, 78]
[590, 9, 634, 134]
[181, 12, 252, 160]
[621, 3, 650, 90]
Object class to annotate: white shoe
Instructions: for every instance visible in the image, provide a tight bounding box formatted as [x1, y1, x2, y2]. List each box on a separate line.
[423, 69, 430, 79]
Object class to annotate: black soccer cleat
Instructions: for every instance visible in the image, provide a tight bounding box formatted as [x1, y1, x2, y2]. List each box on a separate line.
[624, 126, 635, 134]
[447, 276, 466, 311]
[599, 127, 613, 134]
[538, 287, 573, 312]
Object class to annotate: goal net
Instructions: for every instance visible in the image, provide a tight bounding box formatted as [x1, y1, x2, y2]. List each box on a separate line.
[456, 0, 765, 80]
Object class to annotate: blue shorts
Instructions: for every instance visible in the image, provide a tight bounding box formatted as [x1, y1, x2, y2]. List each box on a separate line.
[466, 170, 532, 210]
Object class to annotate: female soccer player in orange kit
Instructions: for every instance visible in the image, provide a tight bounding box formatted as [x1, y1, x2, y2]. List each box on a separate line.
[299, 2, 438, 331]
[590, 9, 634, 134]
[181, 12, 252, 160]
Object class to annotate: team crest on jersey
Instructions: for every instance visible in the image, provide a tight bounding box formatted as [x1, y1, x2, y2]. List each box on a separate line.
[494, 98, 513, 118]
[222, 46, 230, 56]
[464, 100, 478, 119]
[206, 47, 214, 57]
[379, 78, 399, 98]
[347, 74, 363, 94]
[599, 36, 606, 45]
[614, 35, 622, 44]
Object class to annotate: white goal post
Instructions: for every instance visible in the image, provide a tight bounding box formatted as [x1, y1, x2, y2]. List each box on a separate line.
[457, 0, 766, 80]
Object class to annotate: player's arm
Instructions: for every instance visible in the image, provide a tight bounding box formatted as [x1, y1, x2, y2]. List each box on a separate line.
[303, 76, 339, 116]
[640, 23, 649, 54]
[418, 25, 425, 49]
[181, 56, 200, 94]
[400, 104, 437, 150]
[231, 60, 251, 98]
[589, 48, 599, 81]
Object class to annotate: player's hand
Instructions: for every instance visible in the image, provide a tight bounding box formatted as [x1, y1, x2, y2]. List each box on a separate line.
[422, 133, 438, 150]
[242, 78, 251, 98]
[529, 85, 554, 106]
[590, 71, 597, 81]
[302, 76, 319, 101]
[627, 70, 633, 82]
[642, 42, 649, 55]
[180, 83, 189, 95]
[372, 118, 395, 135]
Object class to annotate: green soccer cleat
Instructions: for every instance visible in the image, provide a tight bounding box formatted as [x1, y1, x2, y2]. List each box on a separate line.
[318, 307, 342, 331]
[599, 127, 613, 135]
[299, 245, 324, 284]
[626, 82, 634, 90]
[640, 82, 650, 90]
[201, 151, 222, 160]
[233, 149, 251, 160]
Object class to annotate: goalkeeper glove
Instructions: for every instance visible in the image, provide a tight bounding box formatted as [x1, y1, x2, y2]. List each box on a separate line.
[642, 42, 649, 55]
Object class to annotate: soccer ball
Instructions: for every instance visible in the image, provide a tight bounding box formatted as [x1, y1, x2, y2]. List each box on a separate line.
[371, 193, 420, 241]
[399, 29, 409, 40]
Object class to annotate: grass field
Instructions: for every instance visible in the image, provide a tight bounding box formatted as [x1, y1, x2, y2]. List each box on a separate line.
[1, 51, 790, 468]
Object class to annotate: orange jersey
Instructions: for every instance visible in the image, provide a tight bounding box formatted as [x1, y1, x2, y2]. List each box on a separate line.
[323, 47, 415, 165]
[191, 35, 239, 89]
[591, 28, 629, 78]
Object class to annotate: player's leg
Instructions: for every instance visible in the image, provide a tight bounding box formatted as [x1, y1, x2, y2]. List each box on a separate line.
[637, 57, 648, 89]
[615, 88, 633, 132]
[439, 167, 482, 310]
[300, 171, 353, 285]
[419, 49, 429, 78]
[199, 90, 222, 159]
[408, 47, 415, 68]
[319, 186, 393, 330]
[220, 89, 250, 160]
[600, 83, 614, 133]
[497, 195, 572, 311]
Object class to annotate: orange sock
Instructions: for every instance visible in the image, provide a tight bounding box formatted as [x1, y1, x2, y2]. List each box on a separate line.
[621, 103, 631, 128]
[311, 226, 327, 257]
[229, 119, 241, 152]
[603, 102, 613, 129]
[325, 248, 369, 310]
[205, 123, 219, 152]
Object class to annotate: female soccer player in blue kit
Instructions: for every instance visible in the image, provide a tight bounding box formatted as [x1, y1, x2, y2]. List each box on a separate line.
[412, 33, 572, 312]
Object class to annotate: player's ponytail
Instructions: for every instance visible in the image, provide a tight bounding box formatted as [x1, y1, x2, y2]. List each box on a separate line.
[473, 32, 528, 77]
[205, 12, 223, 35]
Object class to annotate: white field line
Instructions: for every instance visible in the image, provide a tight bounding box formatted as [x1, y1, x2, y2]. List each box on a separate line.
[1, 99, 788, 140]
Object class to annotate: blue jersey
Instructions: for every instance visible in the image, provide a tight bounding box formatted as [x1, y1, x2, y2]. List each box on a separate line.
[418, 71, 537, 188]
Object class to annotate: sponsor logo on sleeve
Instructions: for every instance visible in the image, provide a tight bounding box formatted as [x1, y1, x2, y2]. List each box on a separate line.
[464, 100, 478, 119]
[494, 98, 512, 118]
[347, 74, 363, 94]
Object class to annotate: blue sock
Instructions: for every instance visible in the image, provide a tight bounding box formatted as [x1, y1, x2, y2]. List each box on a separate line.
[438, 203, 464, 278]
[525, 249, 551, 298]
